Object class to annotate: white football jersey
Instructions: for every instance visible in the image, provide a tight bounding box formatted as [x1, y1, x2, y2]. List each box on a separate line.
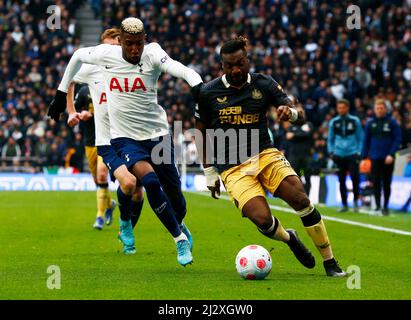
[73, 64, 110, 146]
[59, 42, 202, 141]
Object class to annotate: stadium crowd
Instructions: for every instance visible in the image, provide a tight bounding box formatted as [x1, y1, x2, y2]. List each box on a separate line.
[0, 0, 410, 174]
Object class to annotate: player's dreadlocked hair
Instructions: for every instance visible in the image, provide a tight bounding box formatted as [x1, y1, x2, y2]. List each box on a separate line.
[100, 27, 120, 42]
[120, 17, 145, 34]
[220, 36, 249, 56]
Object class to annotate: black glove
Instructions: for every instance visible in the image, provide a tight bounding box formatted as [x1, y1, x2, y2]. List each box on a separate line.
[47, 90, 67, 121]
[191, 82, 203, 103]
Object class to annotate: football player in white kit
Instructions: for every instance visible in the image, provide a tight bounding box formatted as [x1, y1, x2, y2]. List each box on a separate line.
[48, 18, 202, 266]
[66, 28, 144, 249]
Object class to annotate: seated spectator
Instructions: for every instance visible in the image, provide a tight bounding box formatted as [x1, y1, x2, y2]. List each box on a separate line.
[1, 137, 21, 167]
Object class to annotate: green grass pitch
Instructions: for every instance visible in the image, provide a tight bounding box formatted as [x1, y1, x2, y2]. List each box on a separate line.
[1, 191, 410, 300]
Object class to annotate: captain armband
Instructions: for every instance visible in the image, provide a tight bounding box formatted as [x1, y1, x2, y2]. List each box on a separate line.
[289, 108, 298, 123]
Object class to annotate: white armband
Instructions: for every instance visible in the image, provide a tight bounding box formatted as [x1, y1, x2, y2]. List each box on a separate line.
[289, 108, 298, 123]
[203, 166, 219, 187]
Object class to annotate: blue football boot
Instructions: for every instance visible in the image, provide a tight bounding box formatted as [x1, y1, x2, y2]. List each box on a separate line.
[180, 222, 193, 251]
[176, 239, 193, 266]
[105, 199, 117, 226]
[93, 217, 104, 230]
[118, 218, 136, 254]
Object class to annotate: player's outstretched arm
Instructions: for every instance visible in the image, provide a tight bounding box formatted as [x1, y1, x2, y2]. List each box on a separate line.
[66, 82, 81, 127]
[195, 120, 220, 199]
[277, 105, 304, 125]
[154, 43, 203, 87]
[163, 59, 203, 87]
[48, 45, 106, 121]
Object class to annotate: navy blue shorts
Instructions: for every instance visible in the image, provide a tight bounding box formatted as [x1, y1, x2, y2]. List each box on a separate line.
[111, 135, 181, 191]
[97, 145, 125, 182]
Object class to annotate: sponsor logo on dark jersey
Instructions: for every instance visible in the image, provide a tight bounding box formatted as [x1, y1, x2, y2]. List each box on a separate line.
[218, 106, 260, 124]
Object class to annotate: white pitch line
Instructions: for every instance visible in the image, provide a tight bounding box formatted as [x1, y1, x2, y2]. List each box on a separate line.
[190, 192, 411, 237]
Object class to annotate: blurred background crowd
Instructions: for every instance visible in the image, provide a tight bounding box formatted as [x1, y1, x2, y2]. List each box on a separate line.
[0, 0, 410, 174]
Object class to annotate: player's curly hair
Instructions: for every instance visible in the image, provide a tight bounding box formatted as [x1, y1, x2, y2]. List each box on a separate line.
[120, 17, 145, 34]
[220, 36, 249, 56]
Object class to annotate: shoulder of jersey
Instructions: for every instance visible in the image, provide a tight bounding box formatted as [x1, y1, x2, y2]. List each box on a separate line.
[98, 43, 122, 55]
[255, 73, 280, 87]
[201, 77, 222, 92]
[144, 42, 162, 55]
[94, 43, 114, 51]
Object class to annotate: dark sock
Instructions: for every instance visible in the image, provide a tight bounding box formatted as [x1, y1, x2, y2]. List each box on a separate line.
[166, 190, 187, 225]
[300, 208, 322, 227]
[141, 172, 181, 237]
[130, 199, 143, 229]
[117, 187, 132, 221]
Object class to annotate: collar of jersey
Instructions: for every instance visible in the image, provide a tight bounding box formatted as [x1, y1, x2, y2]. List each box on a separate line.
[221, 73, 251, 88]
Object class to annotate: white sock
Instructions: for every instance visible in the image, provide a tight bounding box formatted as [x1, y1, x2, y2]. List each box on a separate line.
[173, 232, 188, 243]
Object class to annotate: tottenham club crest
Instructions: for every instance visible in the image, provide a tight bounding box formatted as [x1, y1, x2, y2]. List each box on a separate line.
[251, 89, 263, 99]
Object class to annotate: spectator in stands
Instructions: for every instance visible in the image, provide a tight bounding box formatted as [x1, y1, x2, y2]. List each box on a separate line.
[1, 137, 21, 162]
[47, 142, 64, 168]
[362, 99, 402, 216]
[34, 135, 51, 167]
[67, 132, 84, 173]
[285, 106, 314, 195]
[0, 129, 5, 149]
[185, 136, 200, 169]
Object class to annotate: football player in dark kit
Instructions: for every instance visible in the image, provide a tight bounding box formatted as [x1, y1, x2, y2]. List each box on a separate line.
[194, 37, 346, 277]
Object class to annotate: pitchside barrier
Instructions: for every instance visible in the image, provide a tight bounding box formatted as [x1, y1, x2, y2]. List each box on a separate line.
[0, 172, 410, 212]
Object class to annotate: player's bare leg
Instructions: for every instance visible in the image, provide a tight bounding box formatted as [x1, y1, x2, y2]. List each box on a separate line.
[85, 148, 105, 230]
[131, 161, 192, 266]
[96, 159, 116, 226]
[275, 175, 346, 277]
[242, 196, 315, 268]
[92, 172, 106, 230]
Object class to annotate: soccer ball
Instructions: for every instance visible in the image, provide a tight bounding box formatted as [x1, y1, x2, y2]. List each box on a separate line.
[235, 244, 272, 280]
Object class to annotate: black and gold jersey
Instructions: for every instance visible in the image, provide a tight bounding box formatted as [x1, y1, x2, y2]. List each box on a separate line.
[195, 73, 291, 173]
[75, 84, 95, 147]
